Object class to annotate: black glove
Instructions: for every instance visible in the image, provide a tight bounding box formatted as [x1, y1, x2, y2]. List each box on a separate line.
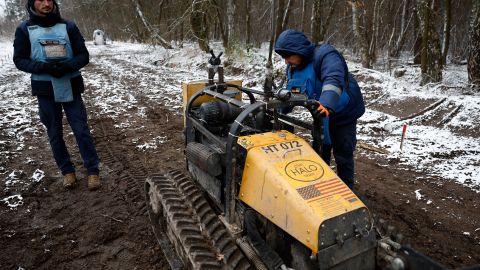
[57, 61, 76, 73]
[43, 62, 73, 78]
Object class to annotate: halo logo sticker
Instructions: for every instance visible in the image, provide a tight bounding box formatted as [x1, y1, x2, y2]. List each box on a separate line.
[285, 160, 324, 182]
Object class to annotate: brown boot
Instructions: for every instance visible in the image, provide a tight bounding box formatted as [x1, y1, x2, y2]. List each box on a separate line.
[87, 175, 101, 191]
[63, 173, 77, 189]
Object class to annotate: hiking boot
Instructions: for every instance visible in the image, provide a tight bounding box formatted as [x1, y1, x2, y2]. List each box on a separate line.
[63, 173, 77, 189]
[87, 175, 101, 191]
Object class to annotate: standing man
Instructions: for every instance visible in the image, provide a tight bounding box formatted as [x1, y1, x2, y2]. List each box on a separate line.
[275, 29, 365, 189]
[13, 0, 101, 190]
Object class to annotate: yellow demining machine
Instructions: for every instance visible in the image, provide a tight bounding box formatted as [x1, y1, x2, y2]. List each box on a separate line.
[145, 51, 448, 270]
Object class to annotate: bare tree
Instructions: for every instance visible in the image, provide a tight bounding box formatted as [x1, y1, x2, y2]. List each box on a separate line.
[418, 0, 442, 85]
[246, 0, 251, 51]
[274, 0, 286, 41]
[310, 0, 337, 43]
[352, 0, 373, 68]
[281, 0, 294, 30]
[388, 0, 412, 58]
[191, 0, 210, 52]
[442, 0, 451, 65]
[311, 0, 322, 43]
[133, 0, 172, 48]
[301, 0, 308, 32]
[265, 0, 276, 98]
[468, 0, 480, 88]
[227, 0, 235, 48]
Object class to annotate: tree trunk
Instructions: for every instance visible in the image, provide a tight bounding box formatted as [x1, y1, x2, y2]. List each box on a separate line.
[418, 0, 442, 85]
[390, 0, 411, 58]
[442, 0, 451, 65]
[321, 0, 338, 42]
[275, 0, 286, 41]
[352, 0, 372, 68]
[212, 0, 229, 49]
[281, 0, 294, 31]
[311, 0, 322, 43]
[246, 0, 251, 51]
[191, 0, 210, 52]
[301, 0, 307, 33]
[227, 0, 235, 48]
[265, 0, 276, 98]
[413, 5, 422, 64]
[369, 0, 383, 64]
[468, 0, 480, 87]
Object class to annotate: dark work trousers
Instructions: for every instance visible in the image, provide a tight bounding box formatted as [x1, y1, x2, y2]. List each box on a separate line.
[37, 94, 99, 176]
[321, 120, 357, 189]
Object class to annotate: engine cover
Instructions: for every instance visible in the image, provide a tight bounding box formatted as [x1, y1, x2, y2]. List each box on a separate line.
[237, 130, 372, 254]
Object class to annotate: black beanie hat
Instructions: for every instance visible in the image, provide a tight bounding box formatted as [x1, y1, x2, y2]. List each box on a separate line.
[27, 0, 58, 10]
[27, 0, 35, 9]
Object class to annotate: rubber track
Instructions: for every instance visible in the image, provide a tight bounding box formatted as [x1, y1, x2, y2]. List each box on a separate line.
[147, 170, 252, 270]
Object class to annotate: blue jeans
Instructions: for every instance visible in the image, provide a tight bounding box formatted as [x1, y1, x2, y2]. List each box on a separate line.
[321, 121, 357, 189]
[37, 94, 99, 176]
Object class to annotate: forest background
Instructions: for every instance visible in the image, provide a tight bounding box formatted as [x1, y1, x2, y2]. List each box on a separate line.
[1, 0, 480, 89]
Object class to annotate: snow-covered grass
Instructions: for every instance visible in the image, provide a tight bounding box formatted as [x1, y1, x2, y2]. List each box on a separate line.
[1, 38, 479, 210]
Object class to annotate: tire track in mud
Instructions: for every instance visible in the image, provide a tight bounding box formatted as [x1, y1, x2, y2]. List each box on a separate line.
[83, 53, 187, 217]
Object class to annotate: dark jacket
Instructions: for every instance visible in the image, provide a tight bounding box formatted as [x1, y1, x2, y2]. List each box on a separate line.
[13, 3, 89, 96]
[275, 29, 365, 126]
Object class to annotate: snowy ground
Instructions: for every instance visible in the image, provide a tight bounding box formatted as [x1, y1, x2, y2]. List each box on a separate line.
[1, 38, 478, 201]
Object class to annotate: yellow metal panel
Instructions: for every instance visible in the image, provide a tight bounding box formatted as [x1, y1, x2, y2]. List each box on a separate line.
[238, 131, 367, 253]
[182, 79, 242, 108]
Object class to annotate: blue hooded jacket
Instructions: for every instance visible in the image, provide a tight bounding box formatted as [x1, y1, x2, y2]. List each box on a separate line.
[275, 30, 365, 126]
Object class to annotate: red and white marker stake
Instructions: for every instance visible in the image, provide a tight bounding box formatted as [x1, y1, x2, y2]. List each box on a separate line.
[400, 123, 407, 151]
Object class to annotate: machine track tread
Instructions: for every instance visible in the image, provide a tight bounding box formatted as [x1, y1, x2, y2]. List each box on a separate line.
[146, 170, 252, 270]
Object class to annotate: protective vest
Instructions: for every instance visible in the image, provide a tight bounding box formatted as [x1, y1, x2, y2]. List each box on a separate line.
[286, 62, 350, 113]
[28, 23, 80, 102]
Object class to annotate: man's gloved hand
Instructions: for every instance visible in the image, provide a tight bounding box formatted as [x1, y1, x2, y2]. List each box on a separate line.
[57, 61, 76, 73]
[314, 101, 331, 118]
[43, 62, 75, 78]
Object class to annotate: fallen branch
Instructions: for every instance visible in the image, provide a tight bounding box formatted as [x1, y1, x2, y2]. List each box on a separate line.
[358, 142, 390, 154]
[400, 98, 447, 121]
[437, 105, 463, 126]
[102, 214, 124, 223]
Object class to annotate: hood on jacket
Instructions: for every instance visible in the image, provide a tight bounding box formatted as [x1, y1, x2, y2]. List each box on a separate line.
[27, 0, 61, 27]
[275, 29, 315, 61]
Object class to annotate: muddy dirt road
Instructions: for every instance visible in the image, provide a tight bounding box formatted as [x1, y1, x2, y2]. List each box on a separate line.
[0, 44, 478, 269]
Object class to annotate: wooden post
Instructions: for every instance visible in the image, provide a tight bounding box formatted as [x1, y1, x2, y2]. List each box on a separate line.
[400, 123, 407, 151]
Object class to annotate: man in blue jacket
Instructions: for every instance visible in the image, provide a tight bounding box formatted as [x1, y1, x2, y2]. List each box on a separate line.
[13, 0, 100, 190]
[275, 29, 365, 189]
